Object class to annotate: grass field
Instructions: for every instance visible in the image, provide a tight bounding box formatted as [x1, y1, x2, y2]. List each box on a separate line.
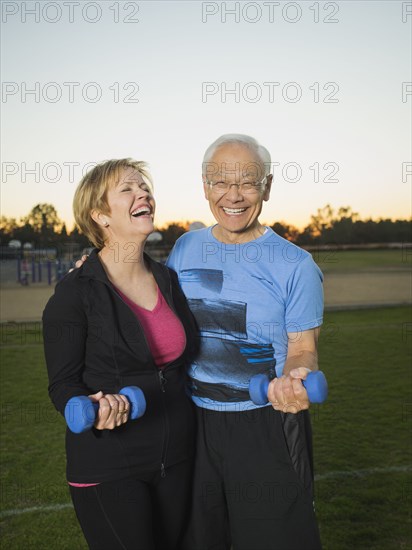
[0, 306, 411, 549]
[311, 248, 410, 273]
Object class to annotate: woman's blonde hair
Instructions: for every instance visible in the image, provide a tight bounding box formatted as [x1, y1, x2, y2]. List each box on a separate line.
[73, 158, 153, 248]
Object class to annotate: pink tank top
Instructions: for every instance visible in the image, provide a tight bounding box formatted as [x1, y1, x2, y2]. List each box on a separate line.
[68, 285, 186, 488]
[114, 285, 186, 367]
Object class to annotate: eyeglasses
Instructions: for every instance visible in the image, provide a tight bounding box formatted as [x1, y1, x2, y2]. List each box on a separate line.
[207, 177, 267, 195]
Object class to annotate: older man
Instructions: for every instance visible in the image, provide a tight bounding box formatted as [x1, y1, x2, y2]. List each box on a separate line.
[166, 134, 323, 550]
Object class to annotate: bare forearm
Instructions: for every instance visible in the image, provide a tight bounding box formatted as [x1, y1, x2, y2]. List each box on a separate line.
[283, 350, 318, 377]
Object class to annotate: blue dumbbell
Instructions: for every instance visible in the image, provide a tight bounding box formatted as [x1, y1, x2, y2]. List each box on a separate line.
[249, 371, 328, 406]
[64, 386, 146, 434]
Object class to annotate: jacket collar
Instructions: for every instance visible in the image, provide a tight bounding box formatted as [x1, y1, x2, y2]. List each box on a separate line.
[78, 248, 109, 283]
[79, 248, 171, 298]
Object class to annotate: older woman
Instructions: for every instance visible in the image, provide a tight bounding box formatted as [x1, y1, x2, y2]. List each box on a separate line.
[43, 159, 197, 550]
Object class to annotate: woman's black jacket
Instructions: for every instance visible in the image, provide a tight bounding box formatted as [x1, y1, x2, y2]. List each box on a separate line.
[42, 249, 198, 483]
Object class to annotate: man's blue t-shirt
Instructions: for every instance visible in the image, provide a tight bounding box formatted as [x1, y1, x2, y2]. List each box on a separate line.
[166, 227, 324, 411]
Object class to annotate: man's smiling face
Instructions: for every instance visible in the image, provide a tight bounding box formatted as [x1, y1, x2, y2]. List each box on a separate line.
[203, 143, 272, 243]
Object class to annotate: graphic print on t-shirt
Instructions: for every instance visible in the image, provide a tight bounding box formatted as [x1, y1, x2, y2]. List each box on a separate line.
[166, 227, 324, 411]
[181, 268, 276, 401]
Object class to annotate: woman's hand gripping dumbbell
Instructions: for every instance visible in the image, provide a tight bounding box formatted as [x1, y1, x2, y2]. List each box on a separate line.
[64, 386, 146, 434]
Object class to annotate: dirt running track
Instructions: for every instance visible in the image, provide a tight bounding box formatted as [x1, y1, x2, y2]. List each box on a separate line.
[1, 271, 410, 323]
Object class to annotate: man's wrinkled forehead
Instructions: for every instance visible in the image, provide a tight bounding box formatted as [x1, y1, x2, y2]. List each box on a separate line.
[203, 160, 265, 180]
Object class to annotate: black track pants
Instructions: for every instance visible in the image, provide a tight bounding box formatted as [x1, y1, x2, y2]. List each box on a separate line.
[69, 459, 192, 550]
[183, 406, 322, 550]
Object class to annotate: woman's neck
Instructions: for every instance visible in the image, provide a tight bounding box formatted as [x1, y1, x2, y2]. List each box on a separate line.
[98, 239, 149, 284]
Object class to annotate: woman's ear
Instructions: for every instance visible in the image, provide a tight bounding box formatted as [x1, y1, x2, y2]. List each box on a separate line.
[91, 210, 109, 227]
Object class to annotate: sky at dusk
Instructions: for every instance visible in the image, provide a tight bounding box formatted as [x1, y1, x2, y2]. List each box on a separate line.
[1, 0, 411, 230]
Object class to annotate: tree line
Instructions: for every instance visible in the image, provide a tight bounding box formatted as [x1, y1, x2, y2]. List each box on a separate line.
[1, 203, 410, 250]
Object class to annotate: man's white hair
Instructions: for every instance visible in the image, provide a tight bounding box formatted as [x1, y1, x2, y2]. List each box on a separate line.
[202, 134, 271, 177]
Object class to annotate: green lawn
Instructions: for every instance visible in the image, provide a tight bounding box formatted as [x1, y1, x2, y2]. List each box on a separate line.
[0, 323, 86, 549]
[310, 248, 411, 273]
[314, 306, 411, 549]
[1, 307, 411, 549]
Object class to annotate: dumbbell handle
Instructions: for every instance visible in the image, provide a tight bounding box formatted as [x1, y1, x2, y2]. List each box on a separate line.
[249, 371, 328, 406]
[64, 386, 146, 434]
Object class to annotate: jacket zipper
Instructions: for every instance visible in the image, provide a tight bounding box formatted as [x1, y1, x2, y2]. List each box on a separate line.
[156, 272, 188, 478]
[107, 280, 172, 479]
[158, 369, 169, 478]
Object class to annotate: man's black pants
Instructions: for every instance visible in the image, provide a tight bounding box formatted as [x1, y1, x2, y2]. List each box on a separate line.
[184, 405, 322, 550]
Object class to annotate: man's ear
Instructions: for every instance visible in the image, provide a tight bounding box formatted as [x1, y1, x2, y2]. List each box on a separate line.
[202, 177, 210, 200]
[263, 174, 273, 202]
